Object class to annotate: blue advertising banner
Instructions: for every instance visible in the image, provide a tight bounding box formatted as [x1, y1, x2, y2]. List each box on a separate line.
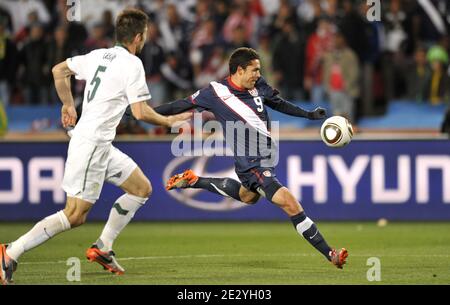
[0, 139, 449, 221]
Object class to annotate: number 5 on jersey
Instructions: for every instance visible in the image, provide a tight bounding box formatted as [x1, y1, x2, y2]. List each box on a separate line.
[87, 65, 107, 102]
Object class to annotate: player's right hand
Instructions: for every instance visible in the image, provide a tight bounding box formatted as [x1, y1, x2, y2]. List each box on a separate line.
[61, 104, 77, 128]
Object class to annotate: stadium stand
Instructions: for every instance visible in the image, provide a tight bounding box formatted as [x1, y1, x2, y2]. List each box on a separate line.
[0, 0, 449, 136]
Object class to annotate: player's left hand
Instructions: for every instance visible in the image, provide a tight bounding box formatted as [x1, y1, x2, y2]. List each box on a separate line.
[308, 107, 326, 120]
[61, 104, 77, 128]
[167, 111, 193, 127]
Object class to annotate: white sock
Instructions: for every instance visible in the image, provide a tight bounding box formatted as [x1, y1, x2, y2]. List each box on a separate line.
[96, 194, 147, 252]
[6, 211, 71, 262]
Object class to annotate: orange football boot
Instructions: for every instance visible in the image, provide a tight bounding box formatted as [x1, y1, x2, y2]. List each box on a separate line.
[166, 169, 199, 190]
[330, 248, 349, 269]
[0, 244, 17, 285]
[86, 245, 124, 275]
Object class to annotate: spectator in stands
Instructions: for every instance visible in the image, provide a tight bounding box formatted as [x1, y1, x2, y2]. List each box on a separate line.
[270, 0, 297, 37]
[425, 45, 450, 104]
[381, 0, 409, 102]
[101, 10, 115, 40]
[190, 18, 227, 89]
[357, 1, 384, 118]
[191, 18, 218, 50]
[297, 0, 323, 38]
[323, 0, 339, 23]
[57, 0, 88, 53]
[142, 0, 165, 24]
[18, 22, 49, 105]
[414, 0, 450, 45]
[3, 0, 51, 36]
[405, 46, 430, 102]
[213, 0, 229, 31]
[0, 16, 17, 106]
[272, 17, 305, 101]
[222, 0, 260, 47]
[228, 25, 251, 49]
[161, 51, 192, 100]
[338, 0, 368, 63]
[14, 10, 39, 48]
[323, 30, 360, 122]
[193, 45, 228, 89]
[140, 21, 167, 107]
[158, 3, 191, 53]
[84, 23, 111, 51]
[194, 0, 213, 25]
[269, 1, 297, 37]
[304, 17, 334, 104]
[4, 0, 450, 134]
[47, 26, 73, 104]
[297, 0, 318, 25]
[256, 34, 275, 86]
[0, 5, 13, 34]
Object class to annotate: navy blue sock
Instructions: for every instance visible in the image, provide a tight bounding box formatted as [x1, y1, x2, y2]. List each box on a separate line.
[290, 212, 332, 261]
[191, 177, 242, 201]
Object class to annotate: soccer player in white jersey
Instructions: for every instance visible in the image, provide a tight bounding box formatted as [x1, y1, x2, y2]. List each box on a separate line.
[0, 9, 191, 284]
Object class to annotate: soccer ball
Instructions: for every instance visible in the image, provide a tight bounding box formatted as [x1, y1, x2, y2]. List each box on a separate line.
[320, 116, 354, 147]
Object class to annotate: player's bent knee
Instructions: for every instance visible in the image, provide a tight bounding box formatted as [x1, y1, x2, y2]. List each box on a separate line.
[284, 201, 302, 216]
[242, 194, 260, 204]
[239, 186, 260, 204]
[63, 205, 90, 228]
[132, 179, 152, 198]
[67, 213, 87, 228]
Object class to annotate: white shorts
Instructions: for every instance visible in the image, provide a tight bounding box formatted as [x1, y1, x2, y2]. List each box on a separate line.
[62, 136, 138, 203]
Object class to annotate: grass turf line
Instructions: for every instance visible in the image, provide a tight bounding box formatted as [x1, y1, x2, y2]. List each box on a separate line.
[0, 222, 449, 284]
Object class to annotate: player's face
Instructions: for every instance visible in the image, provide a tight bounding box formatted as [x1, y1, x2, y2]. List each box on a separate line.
[241, 59, 261, 89]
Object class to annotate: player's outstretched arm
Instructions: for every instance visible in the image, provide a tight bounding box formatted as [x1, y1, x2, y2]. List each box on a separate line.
[153, 99, 196, 115]
[130, 101, 192, 127]
[265, 97, 326, 120]
[257, 77, 326, 120]
[52, 61, 77, 128]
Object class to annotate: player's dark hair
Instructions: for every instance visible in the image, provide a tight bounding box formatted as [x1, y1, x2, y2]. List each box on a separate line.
[229, 47, 260, 75]
[116, 9, 149, 44]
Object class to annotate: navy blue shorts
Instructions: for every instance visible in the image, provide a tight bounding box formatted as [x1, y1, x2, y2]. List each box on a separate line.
[236, 167, 283, 200]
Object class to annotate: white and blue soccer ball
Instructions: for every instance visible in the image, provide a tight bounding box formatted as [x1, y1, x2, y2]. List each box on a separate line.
[320, 116, 354, 148]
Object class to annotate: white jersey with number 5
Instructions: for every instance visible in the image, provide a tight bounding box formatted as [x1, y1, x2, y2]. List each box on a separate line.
[66, 46, 151, 144]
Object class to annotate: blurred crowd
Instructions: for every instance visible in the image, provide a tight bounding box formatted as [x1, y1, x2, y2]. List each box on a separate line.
[1, 0, 450, 125]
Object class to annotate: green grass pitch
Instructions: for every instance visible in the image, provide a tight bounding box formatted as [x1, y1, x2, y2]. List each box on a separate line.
[1, 222, 449, 285]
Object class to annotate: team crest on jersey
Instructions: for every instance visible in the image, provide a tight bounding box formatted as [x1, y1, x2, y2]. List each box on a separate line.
[263, 170, 272, 177]
[191, 90, 200, 100]
[248, 88, 259, 97]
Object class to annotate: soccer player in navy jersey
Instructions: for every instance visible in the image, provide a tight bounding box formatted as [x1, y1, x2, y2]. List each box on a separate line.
[156, 47, 348, 268]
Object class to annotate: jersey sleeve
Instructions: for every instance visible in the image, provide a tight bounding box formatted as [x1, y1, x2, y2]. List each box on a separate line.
[126, 59, 152, 104]
[258, 76, 289, 108]
[154, 99, 196, 115]
[188, 86, 213, 112]
[257, 77, 311, 118]
[153, 87, 212, 115]
[257, 77, 281, 103]
[66, 55, 88, 80]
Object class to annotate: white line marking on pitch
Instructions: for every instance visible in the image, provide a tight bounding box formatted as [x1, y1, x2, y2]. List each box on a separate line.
[19, 253, 450, 265]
